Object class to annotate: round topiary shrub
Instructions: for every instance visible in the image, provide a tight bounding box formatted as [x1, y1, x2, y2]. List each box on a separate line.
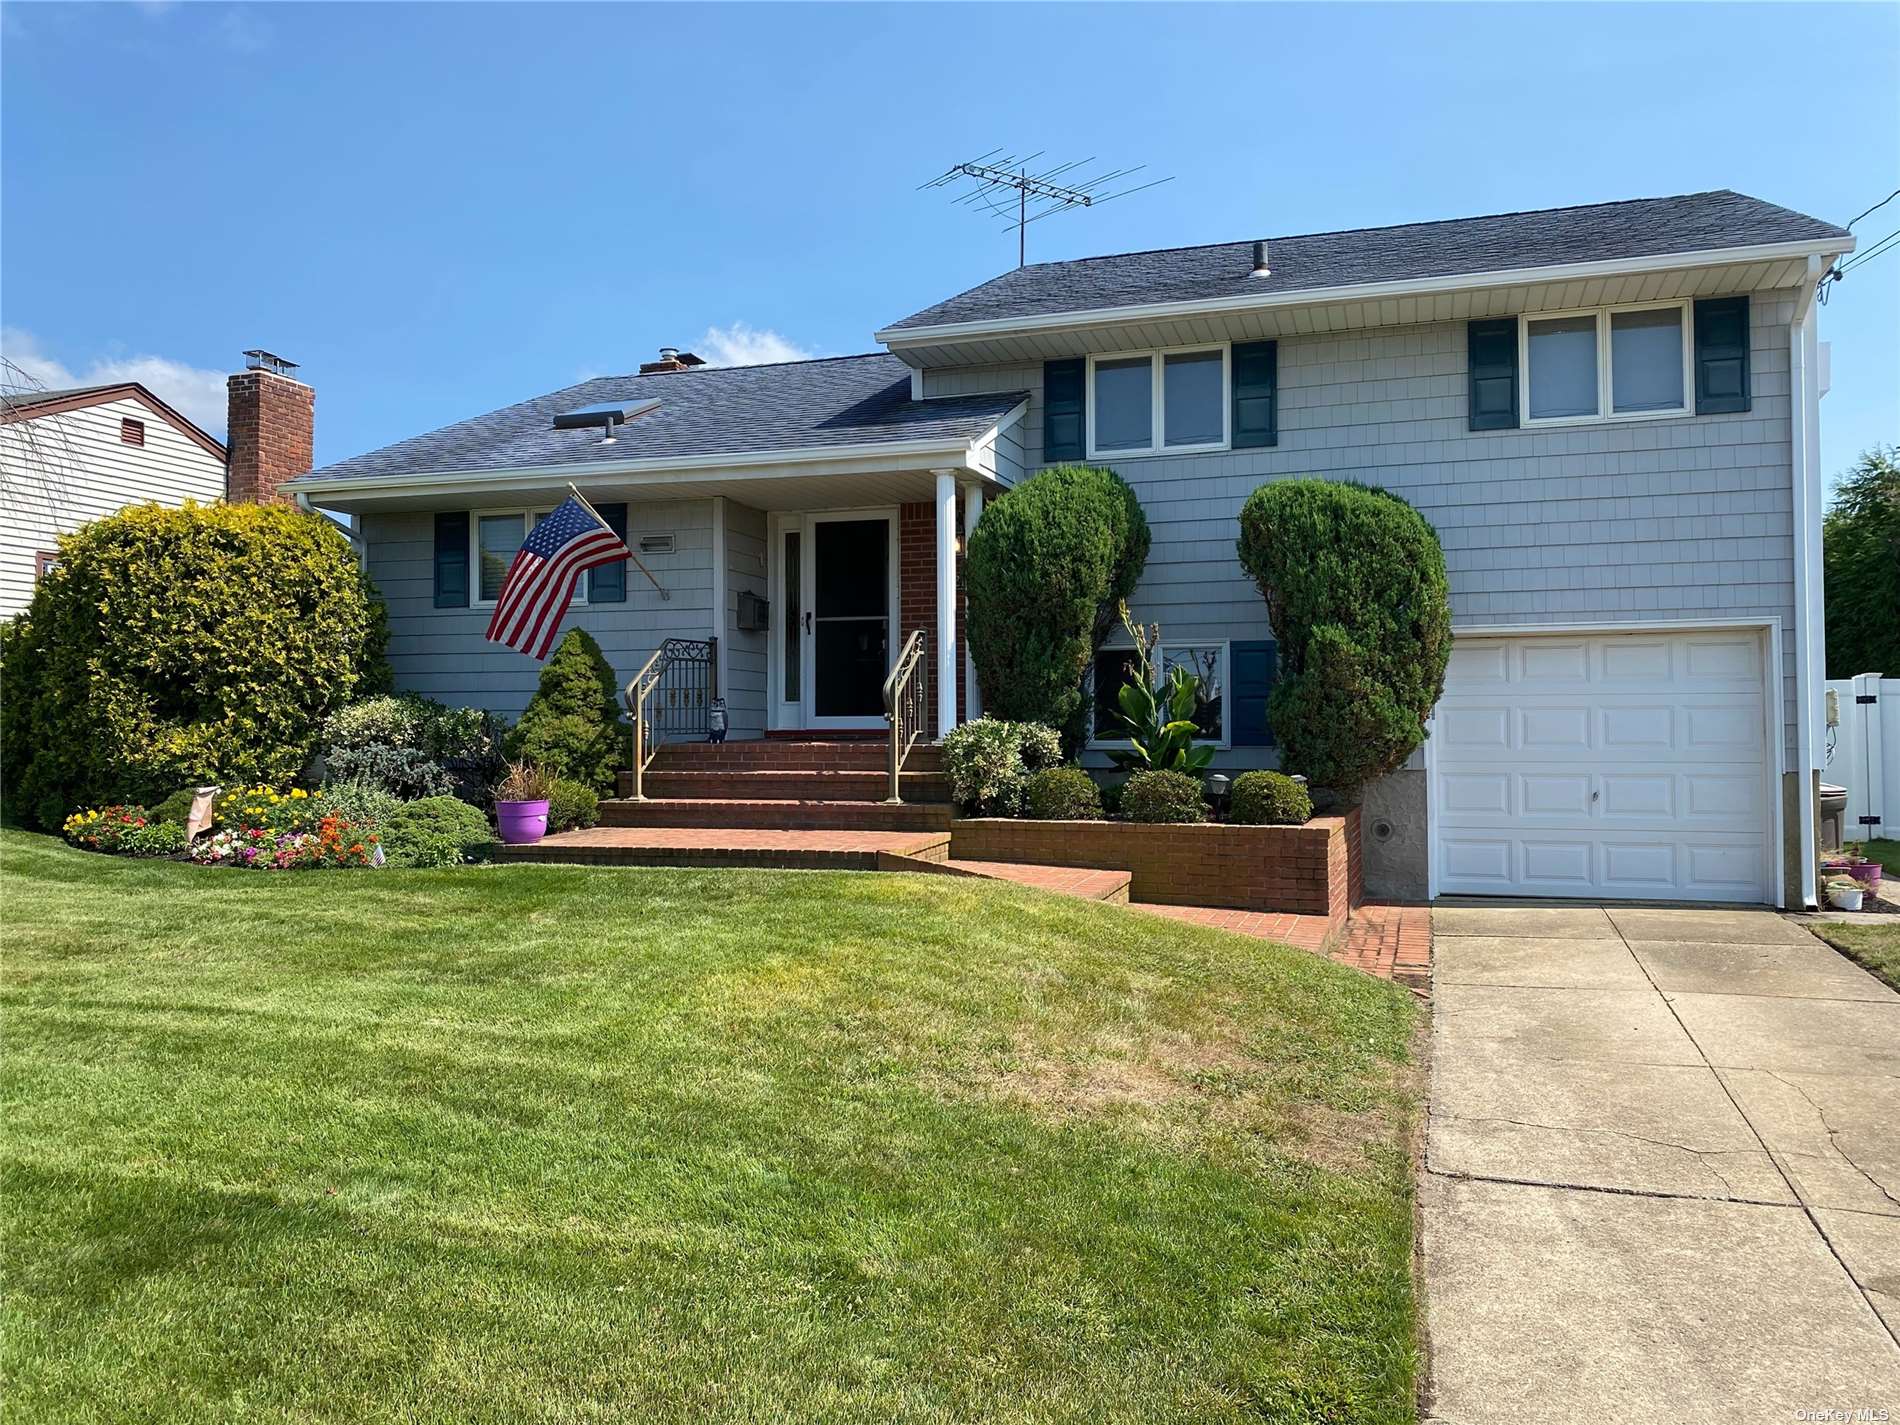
[1024, 766, 1104, 821]
[967, 465, 1150, 749]
[377, 796, 493, 868]
[1236, 479, 1451, 799]
[1227, 770, 1313, 825]
[504, 629, 628, 794]
[547, 777, 600, 832]
[0, 501, 388, 829]
[1120, 769, 1206, 824]
[941, 717, 1064, 816]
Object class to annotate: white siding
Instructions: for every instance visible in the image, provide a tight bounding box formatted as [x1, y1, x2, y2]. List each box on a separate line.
[921, 293, 1802, 769]
[0, 396, 227, 618]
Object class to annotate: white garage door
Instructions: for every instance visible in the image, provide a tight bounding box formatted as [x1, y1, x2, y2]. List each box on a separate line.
[1434, 630, 1774, 903]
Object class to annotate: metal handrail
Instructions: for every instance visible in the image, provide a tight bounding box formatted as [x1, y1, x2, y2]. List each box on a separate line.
[623, 637, 717, 801]
[881, 628, 929, 804]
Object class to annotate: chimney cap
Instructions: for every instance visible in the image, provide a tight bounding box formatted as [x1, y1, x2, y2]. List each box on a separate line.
[242, 349, 299, 376]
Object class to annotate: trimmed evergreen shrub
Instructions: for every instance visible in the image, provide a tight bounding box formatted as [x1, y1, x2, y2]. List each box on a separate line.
[1227, 771, 1312, 826]
[1236, 479, 1451, 799]
[504, 629, 627, 794]
[1119, 769, 1206, 824]
[318, 779, 403, 830]
[547, 777, 600, 832]
[321, 694, 505, 806]
[942, 718, 1063, 817]
[966, 465, 1150, 748]
[1024, 766, 1104, 821]
[377, 796, 493, 868]
[149, 788, 202, 826]
[0, 501, 387, 828]
[323, 743, 455, 800]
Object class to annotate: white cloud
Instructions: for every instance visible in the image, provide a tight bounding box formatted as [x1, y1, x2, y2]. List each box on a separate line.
[1, 327, 230, 437]
[695, 323, 816, 367]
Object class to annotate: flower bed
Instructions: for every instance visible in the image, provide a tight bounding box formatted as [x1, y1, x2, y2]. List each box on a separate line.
[190, 815, 379, 870]
[949, 806, 1363, 920]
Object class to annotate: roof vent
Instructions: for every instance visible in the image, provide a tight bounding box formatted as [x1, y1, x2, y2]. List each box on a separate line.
[243, 348, 299, 377]
[1250, 241, 1271, 279]
[551, 397, 661, 439]
[640, 348, 709, 375]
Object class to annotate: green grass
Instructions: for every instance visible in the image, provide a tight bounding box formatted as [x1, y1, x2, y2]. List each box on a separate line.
[0, 831, 1420, 1424]
[1808, 919, 1900, 993]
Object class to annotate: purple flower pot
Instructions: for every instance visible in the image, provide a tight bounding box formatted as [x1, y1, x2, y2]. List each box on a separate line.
[1849, 860, 1883, 895]
[497, 798, 549, 845]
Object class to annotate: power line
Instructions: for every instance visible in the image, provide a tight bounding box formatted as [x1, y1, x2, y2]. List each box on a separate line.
[1838, 227, 1900, 275]
[1845, 187, 1900, 230]
[1814, 186, 1900, 303]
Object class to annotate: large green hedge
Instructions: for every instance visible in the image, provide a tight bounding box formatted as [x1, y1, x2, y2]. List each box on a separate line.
[966, 465, 1149, 747]
[1824, 446, 1899, 678]
[0, 501, 388, 828]
[503, 628, 628, 794]
[1236, 479, 1451, 799]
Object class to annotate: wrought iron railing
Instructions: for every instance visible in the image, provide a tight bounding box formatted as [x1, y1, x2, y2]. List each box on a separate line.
[623, 637, 717, 801]
[882, 628, 929, 804]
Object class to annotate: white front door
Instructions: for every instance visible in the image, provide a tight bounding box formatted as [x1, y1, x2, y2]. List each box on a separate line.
[1433, 629, 1776, 903]
[772, 511, 898, 731]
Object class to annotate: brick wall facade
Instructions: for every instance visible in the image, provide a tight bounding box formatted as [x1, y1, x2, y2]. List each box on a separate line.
[226, 370, 314, 505]
[949, 806, 1363, 922]
[897, 498, 968, 727]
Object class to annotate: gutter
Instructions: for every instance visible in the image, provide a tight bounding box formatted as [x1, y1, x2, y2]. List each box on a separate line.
[875, 237, 1848, 348]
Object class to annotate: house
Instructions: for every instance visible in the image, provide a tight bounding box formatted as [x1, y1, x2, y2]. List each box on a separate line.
[0, 351, 319, 619]
[282, 190, 1854, 910]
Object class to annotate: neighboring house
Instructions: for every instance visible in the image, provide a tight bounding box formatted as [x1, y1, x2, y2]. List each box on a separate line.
[0, 383, 228, 618]
[0, 351, 319, 620]
[283, 190, 1854, 909]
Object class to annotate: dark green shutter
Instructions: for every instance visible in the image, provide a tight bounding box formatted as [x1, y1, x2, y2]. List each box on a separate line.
[1694, 296, 1751, 414]
[1230, 640, 1277, 747]
[1467, 319, 1518, 431]
[433, 511, 469, 608]
[1043, 358, 1085, 462]
[1231, 340, 1278, 448]
[588, 502, 629, 602]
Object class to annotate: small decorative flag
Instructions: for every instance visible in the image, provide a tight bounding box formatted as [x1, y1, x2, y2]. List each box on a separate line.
[483, 494, 631, 659]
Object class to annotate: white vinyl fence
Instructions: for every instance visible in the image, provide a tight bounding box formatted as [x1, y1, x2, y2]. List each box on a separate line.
[1826, 675, 1900, 846]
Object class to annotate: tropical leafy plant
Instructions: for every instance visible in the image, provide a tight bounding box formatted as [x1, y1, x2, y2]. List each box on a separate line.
[1102, 606, 1214, 776]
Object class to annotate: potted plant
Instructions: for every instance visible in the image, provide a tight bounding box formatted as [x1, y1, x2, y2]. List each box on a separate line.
[494, 761, 555, 845]
[1842, 841, 1884, 898]
[1824, 874, 1865, 912]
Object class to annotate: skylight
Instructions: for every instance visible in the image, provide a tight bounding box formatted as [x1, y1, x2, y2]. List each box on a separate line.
[551, 398, 659, 431]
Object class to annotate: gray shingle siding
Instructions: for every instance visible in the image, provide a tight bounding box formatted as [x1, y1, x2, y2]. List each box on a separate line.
[723, 500, 769, 739]
[925, 291, 1802, 766]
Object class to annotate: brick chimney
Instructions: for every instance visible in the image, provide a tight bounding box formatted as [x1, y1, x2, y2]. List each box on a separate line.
[639, 346, 708, 375]
[226, 349, 313, 505]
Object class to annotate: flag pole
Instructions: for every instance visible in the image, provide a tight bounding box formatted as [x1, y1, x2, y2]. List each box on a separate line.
[569, 482, 668, 601]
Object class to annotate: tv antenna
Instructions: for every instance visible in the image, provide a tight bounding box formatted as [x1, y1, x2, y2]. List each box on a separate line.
[922, 150, 1174, 267]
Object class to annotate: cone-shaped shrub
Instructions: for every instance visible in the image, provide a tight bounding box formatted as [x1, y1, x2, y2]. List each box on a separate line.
[503, 628, 628, 794]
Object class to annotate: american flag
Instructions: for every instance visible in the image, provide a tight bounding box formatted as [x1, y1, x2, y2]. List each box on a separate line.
[483, 495, 631, 659]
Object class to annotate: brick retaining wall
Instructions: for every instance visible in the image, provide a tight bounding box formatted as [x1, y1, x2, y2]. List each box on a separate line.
[949, 807, 1362, 920]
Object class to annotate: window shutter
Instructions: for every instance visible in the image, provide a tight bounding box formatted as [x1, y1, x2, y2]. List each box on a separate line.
[433, 512, 469, 609]
[1231, 340, 1278, 448]
[1467, 319, 1519, 431]
[1694, 296, 1751, 415]
[1043, 358, 1085, 462]
[1230, 639, 1277, 747]
[588, 502, 630, 602]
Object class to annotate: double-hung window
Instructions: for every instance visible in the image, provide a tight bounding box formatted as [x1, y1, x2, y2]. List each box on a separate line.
[471, 507, 588, 608]
[1087, 346, 1229, 456]
[1521, 301, 1691, 425]
[1089, 641, 1230, 748]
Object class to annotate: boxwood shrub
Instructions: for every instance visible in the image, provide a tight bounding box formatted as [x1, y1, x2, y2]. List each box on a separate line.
[1227, 770, 1312, 825]
[377, 796, 493, 869]
[547, 777, 600, 832]
[1024, 766, 1104, 821]
[0, 501, 387, 829]
[1120, 769, 1206, 824]
[942, 718, 1063, 816]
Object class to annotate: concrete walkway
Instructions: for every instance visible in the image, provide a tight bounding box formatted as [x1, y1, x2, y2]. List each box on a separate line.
[1422, 902, 1900, 1424]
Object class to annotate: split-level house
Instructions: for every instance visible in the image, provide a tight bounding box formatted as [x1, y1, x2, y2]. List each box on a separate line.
[283, 190, 1854, 909]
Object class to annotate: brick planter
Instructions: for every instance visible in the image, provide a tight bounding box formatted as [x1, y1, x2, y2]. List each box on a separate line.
[950, 807, 1362, 922]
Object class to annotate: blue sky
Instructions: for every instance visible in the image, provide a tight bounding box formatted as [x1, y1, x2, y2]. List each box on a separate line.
[4, 1, 1896, 486]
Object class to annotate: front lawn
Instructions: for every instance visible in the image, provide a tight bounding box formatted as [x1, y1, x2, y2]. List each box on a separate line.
[1808, 919, 1900, 993]
[0, 831, 1420, 1424]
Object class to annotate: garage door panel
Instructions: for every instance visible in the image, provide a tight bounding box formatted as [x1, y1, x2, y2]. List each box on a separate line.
[1435, 631, 1772, 904]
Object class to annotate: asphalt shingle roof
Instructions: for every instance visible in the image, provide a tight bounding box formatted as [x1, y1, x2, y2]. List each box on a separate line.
[300, 353, 1026, 484]
[884, 190, 1850, 332]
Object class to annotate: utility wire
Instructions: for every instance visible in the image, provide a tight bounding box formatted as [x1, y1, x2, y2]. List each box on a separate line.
[1845, 187, 1900, 231]
[1838, 227, 1900, 275]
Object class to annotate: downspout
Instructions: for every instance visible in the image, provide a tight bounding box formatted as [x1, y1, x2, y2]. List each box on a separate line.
[1789, 256, 1825, 909]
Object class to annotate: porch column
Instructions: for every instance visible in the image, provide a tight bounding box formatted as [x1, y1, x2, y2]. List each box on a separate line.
[934, 470, 958, 740]
[963, 484, 983, 721]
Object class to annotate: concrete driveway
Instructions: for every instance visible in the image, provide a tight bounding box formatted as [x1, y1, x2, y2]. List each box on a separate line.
[1422, 902, 1900, 1424]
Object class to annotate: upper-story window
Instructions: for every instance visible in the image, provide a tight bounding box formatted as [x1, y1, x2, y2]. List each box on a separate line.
[1522, 301, 1691, 425]
[1087, 345, 1229, 456]
[120, 417, 145, 446]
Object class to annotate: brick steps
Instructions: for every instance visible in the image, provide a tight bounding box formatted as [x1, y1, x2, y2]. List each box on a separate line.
[625, 769, 951, 803]
[943, 858, 1132, 903]
[600, 797, 952, 833]
[643, 740, 942, 774]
